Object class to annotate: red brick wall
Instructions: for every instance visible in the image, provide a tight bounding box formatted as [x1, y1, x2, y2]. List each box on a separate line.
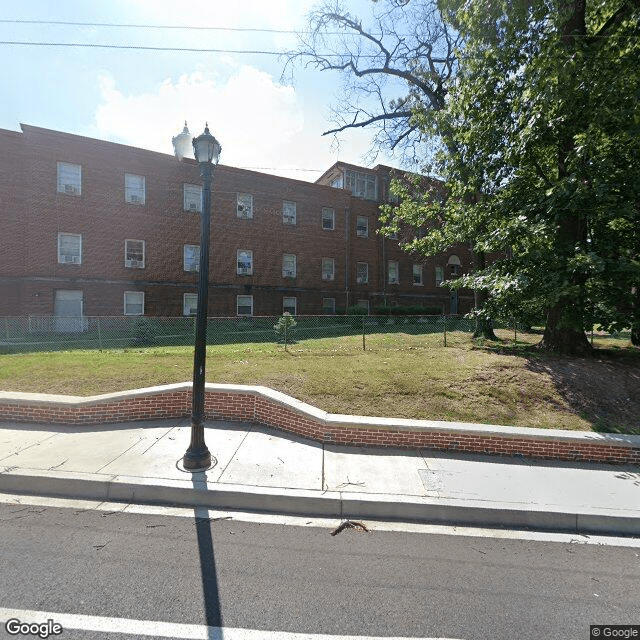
[0, 125, 468, 317]
[1, 387, 638, 466]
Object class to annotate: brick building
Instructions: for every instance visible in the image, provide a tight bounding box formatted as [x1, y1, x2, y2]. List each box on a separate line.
[0, 124, 475, 321]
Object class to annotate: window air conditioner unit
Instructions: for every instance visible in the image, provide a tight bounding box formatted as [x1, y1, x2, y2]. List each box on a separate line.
[283, 270, 295, 278]
[284, 215, 295, 224]
[130, 194, 141, 203]
[322, 273, 332, 281]
[238, 267, 251, 275]
[188, 203, 198, 211]
[356, 277, 366, 284]
[126, 259, 143, 268]
[64, 184, 79, 194]
[60, 254, 80, 264]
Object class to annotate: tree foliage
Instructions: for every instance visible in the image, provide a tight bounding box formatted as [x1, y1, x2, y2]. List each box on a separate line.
[386, 0, 640, 353]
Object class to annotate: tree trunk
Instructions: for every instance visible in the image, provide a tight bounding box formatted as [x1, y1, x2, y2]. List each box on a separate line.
[539, 297, 592, 355]
[471, 250, 498, 339]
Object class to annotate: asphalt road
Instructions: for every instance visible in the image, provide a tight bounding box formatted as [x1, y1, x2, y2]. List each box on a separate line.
[0, 501, 638, 640]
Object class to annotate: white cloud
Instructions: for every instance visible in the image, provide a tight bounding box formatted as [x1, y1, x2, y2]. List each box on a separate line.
[94, 67, 349, 180]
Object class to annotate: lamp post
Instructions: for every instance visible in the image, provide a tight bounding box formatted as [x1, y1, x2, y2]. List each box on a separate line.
[179, 123, 221, 471]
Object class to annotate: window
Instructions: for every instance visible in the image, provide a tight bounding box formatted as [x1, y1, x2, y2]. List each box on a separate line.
[322, 298, 336, 314]
[125, 174, 145, 204]
[388, 261, 399, 284]
[345, 170, 377, 200]
[322, 207, 335, 231]
[356, 262, 369, 285]
[448, 255, 462, 276]
[184, 184, 202, 212]
[237, 295, 253, 316]
[283, 201, 297, 225]
[356, 299, 370, 314]
[183, 244, 200, 272]
[283, 297, 297, 315]
[124, 291, 144, 316]
[125, 240, 145, 269]
[57, 162, 81, 195]
[183, 293, 198, 316]
[237, 193, 253, 219]
[435, 266, 444, 286]
[322, 257, 335, 281]
[282, 254, 297, 278]
[57, 233, 82, 265]
[356, 216, 369, 238]
[331, 175, 343, 188]
[237, 250, 253, 275]
[413, 264, 423, 286]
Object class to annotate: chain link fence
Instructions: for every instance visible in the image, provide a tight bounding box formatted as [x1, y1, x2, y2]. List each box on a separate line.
[0, 314, 630, 354]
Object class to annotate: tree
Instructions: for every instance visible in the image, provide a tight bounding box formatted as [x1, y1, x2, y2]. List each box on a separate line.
[285, 0, 459, 166]
[389, 0, 640, 354]
[287, 1, 498, 337]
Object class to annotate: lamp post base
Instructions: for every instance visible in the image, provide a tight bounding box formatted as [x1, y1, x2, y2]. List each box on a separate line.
[182, 446, 212, 471]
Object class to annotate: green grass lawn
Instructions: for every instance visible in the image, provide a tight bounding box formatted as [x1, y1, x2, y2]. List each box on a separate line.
[1, 330, 638, 434]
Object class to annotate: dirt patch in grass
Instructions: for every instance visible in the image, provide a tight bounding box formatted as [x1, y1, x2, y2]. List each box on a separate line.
[524, 350, 640, 434]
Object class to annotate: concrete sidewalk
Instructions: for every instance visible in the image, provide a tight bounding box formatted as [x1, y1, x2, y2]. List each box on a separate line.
[1, 418, 639, 536]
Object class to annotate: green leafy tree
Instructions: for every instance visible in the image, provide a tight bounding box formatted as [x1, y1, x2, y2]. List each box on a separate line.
[387, 0, 640, 353]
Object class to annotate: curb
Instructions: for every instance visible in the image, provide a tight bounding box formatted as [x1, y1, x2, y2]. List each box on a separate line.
[2, 466, 639, 537]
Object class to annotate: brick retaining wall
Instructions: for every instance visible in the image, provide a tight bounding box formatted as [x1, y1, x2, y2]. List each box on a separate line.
[1, 384, 638, 465]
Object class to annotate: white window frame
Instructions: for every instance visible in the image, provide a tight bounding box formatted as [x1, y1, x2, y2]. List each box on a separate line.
[57, 162, 81, 196]
[237, 193, 253, 219]
[237, 249, 253, 275]
[448, 255, 462, 276]
[124, 291, 144, 316]
[322, 207, 335, 231]
[356, 262, 369, 285]
[322, 298, 336, 314]
[282, 254, 297, 278]
[57, 233, 82, 265]
[125, 173, 145, 205]
[388, 261, 399, 285]
[322, 257, 335, 281]
[356, 216, 369, 238]
[183, 244, 200, 272]
[283, 201, 297, 225]
[184, 184, 202, 213]
[345, 170, 377, 200]
[237, 295, 253, 316]
[183, 293, 198, 316]
[435, 266, 444, 287]
[283, 297, 297, 315]
[124, 239, 145, 269]
[413, 264, 423, 286]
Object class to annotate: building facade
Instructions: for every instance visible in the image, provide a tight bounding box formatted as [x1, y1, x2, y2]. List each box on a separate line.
[0, 124, 475, 320]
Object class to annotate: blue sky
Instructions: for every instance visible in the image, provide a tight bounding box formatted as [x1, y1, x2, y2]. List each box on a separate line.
[0, 0, 398, 180]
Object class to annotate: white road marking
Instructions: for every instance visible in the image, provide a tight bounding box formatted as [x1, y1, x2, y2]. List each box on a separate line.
[2, 492, 640, 548]
[0, 607, 462, 639]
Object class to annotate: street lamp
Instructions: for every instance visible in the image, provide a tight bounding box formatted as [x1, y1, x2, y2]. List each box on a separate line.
[178, 123, 221, 471]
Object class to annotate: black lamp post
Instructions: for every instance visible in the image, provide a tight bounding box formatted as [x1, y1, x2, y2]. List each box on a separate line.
[179, 123, 221, 471]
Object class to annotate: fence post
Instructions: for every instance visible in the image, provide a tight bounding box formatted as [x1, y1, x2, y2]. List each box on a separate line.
[97, 317, 103, 349]
[443, 314, 447, 347]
